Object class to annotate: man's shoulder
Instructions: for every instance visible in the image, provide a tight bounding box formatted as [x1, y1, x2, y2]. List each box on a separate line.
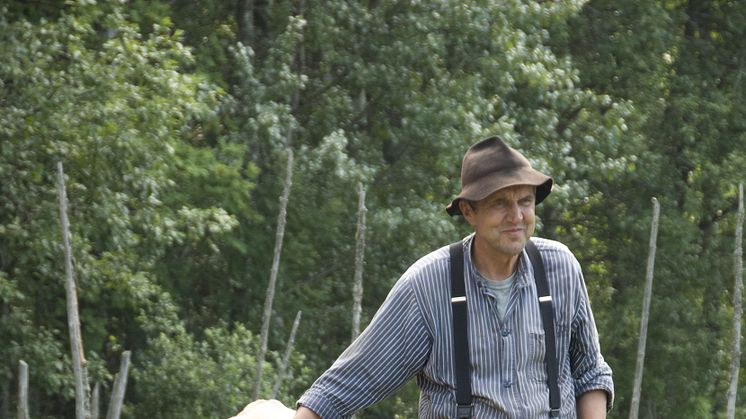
[395, 241, 456, 290]
[403, 243, 451, 276]
[529, 237, 580, 269]
[530, 236, 573, 256]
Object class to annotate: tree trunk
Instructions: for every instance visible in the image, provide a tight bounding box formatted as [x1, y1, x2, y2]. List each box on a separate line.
[726, 183, 744, 419]
[236, 0, 255, 47]
[106, 351, 131, 419]
[351, 183, 367, 342]
[17, 360, 29, 419]
[291, 0, 305, 117]
[629, 197, 660, 419]
[253, 150, 294, 400]
[56, 162, 91, 419]
[272, 310, 302, 398]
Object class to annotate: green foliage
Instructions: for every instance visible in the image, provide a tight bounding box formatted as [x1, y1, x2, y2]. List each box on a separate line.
[551, 0, 746, 417]
[0, 2, 266, 416]
[1, 0, 745, 417]
[131, 323, 309, 418]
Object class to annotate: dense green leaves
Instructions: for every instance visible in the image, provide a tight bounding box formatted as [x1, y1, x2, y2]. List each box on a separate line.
[131, 323, 308, 418]
[1, 0, 744, 418]
[552, 0, 746, 417]
[0, 2, 264, 416]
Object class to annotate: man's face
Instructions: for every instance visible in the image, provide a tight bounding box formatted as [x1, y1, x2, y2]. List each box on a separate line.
[460, 185, 536, 258]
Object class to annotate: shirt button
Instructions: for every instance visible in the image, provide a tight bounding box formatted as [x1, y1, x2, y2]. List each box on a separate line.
[501, 329, 511, 337]
[503, 381, 512, 388]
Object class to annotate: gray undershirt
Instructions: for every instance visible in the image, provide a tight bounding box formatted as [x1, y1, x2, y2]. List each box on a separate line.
[480, 272, 516, 324]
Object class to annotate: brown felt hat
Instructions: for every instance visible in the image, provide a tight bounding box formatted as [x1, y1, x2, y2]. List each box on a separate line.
[446, 136, 553, 216]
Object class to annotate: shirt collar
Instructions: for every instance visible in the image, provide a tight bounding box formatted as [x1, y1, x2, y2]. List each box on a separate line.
[463, 233, 532, 289]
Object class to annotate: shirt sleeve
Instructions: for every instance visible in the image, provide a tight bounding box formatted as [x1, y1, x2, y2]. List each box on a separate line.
[296, 278, 432, 419]
[569, 265, 615, 411]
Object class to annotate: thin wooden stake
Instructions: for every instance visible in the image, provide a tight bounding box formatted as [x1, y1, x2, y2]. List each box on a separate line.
[351, 183, 367, 342]
[272, 310, 302, 398]
[57, 161, 91, 419]
[106, 351, 131, 419]
[91, 382, 100, 419]
[254, 150, 294, 400]
[629, 197, 660, 419]
[17, 360, 29, 419]
[727, 183, 744, 419]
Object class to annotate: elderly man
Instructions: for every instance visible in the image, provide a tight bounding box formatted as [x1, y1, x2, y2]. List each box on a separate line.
[290, 136, 613, 418]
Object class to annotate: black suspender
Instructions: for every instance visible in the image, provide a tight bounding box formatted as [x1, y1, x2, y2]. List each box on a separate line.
[449, 243, 472, 419]
[449, 239, 561, 418]
[525, 240, 561, 418]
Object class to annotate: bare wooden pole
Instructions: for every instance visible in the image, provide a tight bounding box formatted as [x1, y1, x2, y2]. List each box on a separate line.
[272, 310, 302, 398]
[17, 360, 29, 419]
[629, 197, 660, 419]
[727, 183, 744, 419]
[253, 150, 294, 400]
[351, 183, 367, 342]
[91, 381, 100, 419]
[1, 298, 9, 418]
[105, 351, 131, 419]
[57, 161, 91, 419]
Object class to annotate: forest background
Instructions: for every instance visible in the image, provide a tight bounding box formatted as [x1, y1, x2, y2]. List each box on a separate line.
[1, 0, 745, 417]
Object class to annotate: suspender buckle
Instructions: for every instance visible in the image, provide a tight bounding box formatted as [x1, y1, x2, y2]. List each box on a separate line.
[456, 403, 473, 418]
[549, 408, 560, 417]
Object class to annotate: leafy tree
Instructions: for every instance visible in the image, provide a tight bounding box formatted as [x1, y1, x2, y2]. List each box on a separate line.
[552, 0, 746, 417]
[5, 0, 745, 417]
[0, 2, 274, 416]
[198, 1, 631, 416]
[131, 322, 308, 418]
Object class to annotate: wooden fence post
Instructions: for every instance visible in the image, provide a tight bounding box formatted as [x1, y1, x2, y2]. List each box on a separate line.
[629, 197, 660, 419]
[272, 310, 302, 398]
[57, 161, 91, 419]
[91, 382, 100, 419]
[17, 360, 29, 419]
[351, 183, 367, 342]
[254, 150, 294, 400]
[106, 351, 131, 419]
[727, 183, 744, 419]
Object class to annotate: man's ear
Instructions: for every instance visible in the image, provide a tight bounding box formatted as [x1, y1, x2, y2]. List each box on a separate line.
[459, 200, 476, 225]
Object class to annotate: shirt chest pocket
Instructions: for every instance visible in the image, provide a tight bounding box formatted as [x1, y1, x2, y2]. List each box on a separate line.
[527, 323, 570, 383]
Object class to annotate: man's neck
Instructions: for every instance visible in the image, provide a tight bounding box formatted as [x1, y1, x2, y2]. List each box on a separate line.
[471, 237, 521, 281]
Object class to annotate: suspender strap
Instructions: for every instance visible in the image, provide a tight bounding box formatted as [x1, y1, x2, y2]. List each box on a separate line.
[449, 242, 473, 419]
[450, 240, 560, 418]
[525, 240, 561, 418]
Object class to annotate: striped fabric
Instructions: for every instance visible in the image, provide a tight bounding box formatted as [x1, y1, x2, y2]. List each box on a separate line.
[297, 234, 614, 418]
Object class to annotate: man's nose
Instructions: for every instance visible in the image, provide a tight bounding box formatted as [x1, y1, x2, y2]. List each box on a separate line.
[506, 202, 523, 222]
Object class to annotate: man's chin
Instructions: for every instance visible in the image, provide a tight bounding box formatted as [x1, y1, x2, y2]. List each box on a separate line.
[498, 241, 526, 256]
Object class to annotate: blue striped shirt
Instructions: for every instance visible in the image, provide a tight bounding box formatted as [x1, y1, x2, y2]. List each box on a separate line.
[298, 235, 614, 418]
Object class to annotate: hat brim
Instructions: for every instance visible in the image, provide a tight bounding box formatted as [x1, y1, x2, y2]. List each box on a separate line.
[446, 173, 552, 216]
